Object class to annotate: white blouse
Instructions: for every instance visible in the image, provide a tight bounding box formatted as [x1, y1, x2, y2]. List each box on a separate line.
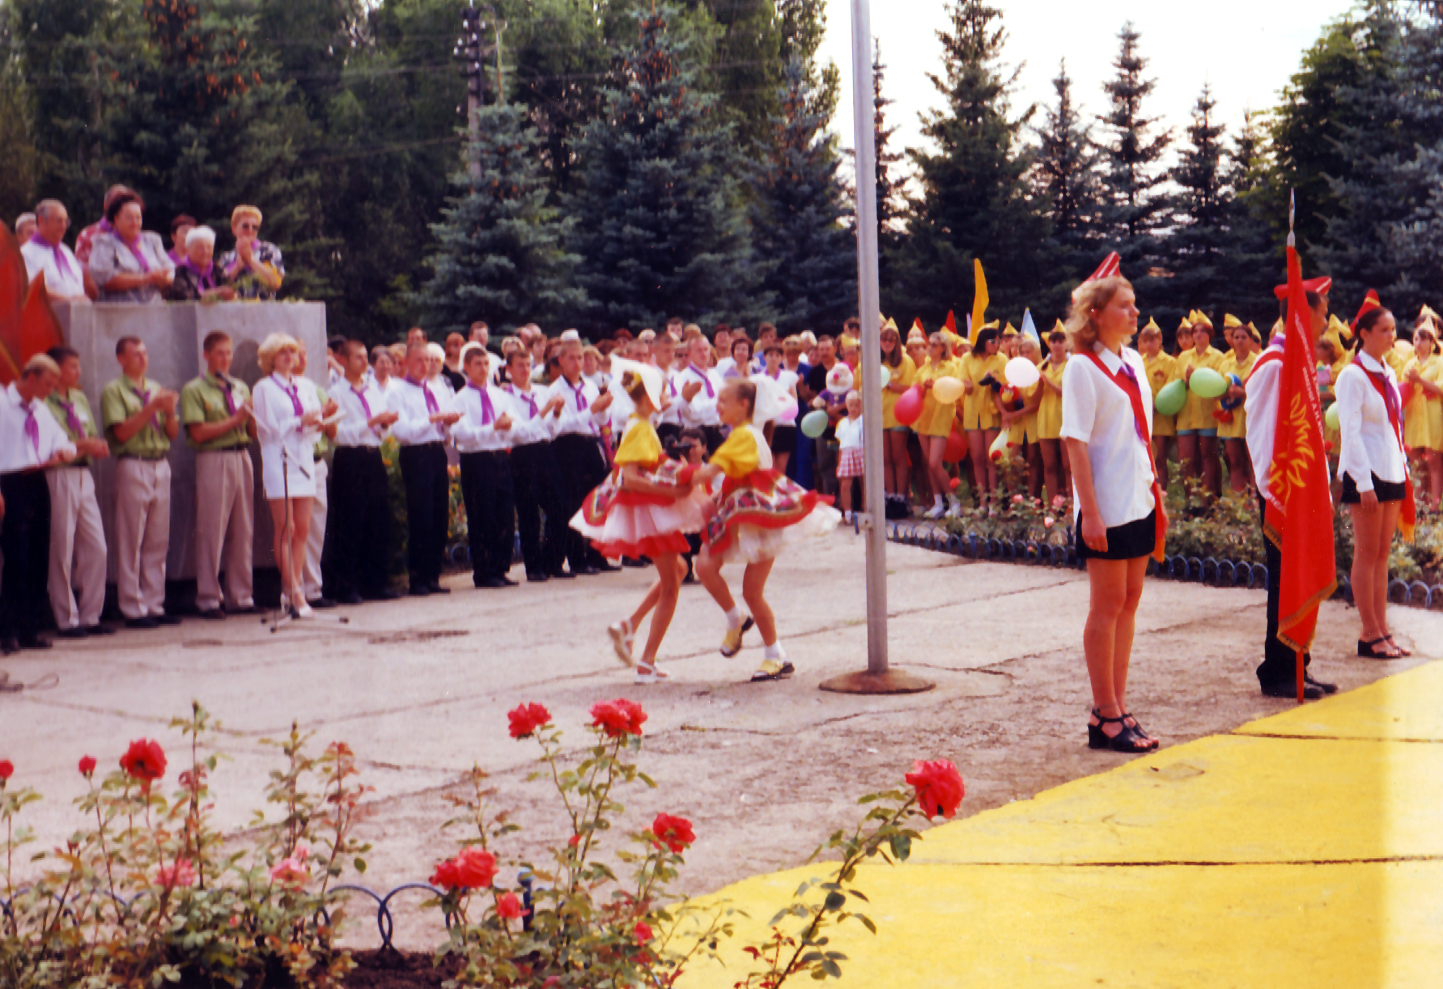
[253, 373, 321, 463]
[1335, 351, 1409, 490]
[1060, 343, 1157, 528]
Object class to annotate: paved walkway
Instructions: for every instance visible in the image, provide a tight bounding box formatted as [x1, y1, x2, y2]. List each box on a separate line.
[679, 660, 1443, 988]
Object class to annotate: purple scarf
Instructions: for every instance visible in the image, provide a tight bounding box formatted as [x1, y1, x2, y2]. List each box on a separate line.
[507, 384, 538, 418]
[406, 376, 439, 414]
[28, 233, 75, 280]
[183, 258, 215, 291]
[54, 393, 83, 436]
[272, 374, 303, 415]
[118, 232, 152, 273]
[469, 382, 495, 424]
[687, 364, 715, 398]
[213, 374, 237, 414]
[23, 402, 40, 459]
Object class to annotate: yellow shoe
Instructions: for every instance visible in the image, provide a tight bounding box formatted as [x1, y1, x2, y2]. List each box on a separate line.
[749, 659, 795, 682]
[720, 616, 754, 657]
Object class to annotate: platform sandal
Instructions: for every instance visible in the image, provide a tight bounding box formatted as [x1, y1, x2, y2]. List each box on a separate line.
[1122, 712, 1160, 749]
[1383, 635, 1411, 657]
[1088, 711, 1153, 753]
[1357, 637, 1405, 659]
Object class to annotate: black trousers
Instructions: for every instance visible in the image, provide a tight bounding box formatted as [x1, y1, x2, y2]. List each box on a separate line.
[459, 450, 516, 583]
[398, 442, 449, 588]
[510, 441, 568, 577]
[1256, 492, 1311, 685]
[329, 446, 392, 598]
[0, 471, 51, 643]
[553, 432, 609, 572]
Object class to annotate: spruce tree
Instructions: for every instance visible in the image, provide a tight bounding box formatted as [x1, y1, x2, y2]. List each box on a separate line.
[778, 0, 839, 123]
[750, 58, 855, 336]
[1219, 110, 1284, 323]
[1031, 59, 1103, 311]
[891, 0, 1049, 326]
[567, 7, 766, 335]
[416, 103, 586, 335]
[1094, 22, 1172, 309]
[701, 0, 782, 152]
[872, 40, 905, 303]
[1165, 84, 1228, 329]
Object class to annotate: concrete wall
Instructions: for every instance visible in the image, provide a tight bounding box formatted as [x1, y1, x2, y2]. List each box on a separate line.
[57, 301, 327, 583]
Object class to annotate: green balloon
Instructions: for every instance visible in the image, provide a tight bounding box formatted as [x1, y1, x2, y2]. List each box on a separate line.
[1325, 402, 1341, 432]
[1155, 379, 1187, 416]
[800, 409, 829, 439]
[1189, 367, 1229, 399]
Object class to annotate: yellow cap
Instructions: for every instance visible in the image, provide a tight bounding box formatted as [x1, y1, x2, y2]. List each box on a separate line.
[883, 317, 898, 333]
[1223, 313, 1243, 329]
[1139, 317, 1161, 336]
[1193, 311, 1214, 330]
[1327, 314, 1353, 342]
[1002, 322, 1018, 337]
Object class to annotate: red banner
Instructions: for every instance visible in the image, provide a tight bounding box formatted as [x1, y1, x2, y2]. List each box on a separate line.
[1264, 245, 1338, 656]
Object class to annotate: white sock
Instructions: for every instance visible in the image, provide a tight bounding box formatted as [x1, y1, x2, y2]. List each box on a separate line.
[932, 494, 944, 508]
[765, 642, 786, 661]
[726, 607, 745, 629]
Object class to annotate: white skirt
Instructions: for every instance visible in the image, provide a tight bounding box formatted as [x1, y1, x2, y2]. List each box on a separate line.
[711, 503, 840, 565]
[260, 439, 318, 500]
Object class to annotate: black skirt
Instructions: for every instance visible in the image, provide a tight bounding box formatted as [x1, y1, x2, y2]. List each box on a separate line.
[771, 423, 798, 456]
[1075, 510, 1157, 562]
[1340, 472, 1407, 504]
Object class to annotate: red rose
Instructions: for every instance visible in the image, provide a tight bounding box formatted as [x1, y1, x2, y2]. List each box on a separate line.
[507, 702, 551, 740]
[120, 739, 167, 786]
[429, 858, 460, 890]
[0, 760, 12, 784]
[651, 812, 695, 855]
[496, 892, 523, 920]
[904, 759, 965, 820]
[78, 756, 97, 777]
[431, 847, 497, 891]
[634, 921, 653, 944]
[589, 698, 647, 739]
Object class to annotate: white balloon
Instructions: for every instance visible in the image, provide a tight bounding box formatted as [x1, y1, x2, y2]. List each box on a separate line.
[879, 365, 892, 389]
[1005, 357, 1041, 389]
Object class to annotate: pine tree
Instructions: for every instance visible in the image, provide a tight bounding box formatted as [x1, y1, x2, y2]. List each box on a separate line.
[1031, 59, 1103, 309]
[566, 7, 766, 335]
[1165, 84, 1228, 328]
[890, 0, 1049, 326]
[872, 40, 904, 297]
[1094, 21, 1172, 306]
[415, 103, 586, 335]
[750, 58, 855, 335]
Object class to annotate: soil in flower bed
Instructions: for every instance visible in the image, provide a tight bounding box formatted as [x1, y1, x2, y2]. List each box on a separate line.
[173, 950, 453, 989]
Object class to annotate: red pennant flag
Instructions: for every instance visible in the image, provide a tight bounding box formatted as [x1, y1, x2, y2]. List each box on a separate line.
[1266, 244, 1338, 698]
[944, 310, 957, 335]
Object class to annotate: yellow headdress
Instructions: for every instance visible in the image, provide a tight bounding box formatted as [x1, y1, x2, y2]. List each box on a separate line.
[1192, 311, 1214, 330]
[1001, 322, 1018, 337]
[1322, 316, 1351, 358]
[1418, 304, 1441, 330]
[1222, 313, 1243, 330]
[1139, 317, 1161, 336]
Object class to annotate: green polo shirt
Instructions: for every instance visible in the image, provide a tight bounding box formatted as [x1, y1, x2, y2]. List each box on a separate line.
[45, 388, 99, 468]
[313, 383, 331, 460]
[181, 371, 252, 451]
[101, 375, 172, 458]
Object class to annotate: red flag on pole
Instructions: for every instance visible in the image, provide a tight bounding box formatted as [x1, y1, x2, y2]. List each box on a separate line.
[1266, 242, 1338, 699]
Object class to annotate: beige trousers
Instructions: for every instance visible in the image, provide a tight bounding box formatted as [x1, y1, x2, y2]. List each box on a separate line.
[303, 457, 329, 601]
[114, 457, 171, 618]
[47, 467, 108, 629]
[194, 449, 255, 611]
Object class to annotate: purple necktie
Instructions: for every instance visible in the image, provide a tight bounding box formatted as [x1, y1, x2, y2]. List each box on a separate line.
[470, 383, 495, 425]
[422, 382, 439, 414]
[56, 396, 83, 436]
[352, 385, 373, 420]
[216, 375, 236, 414]
[569, 380, 587, 410]
[137, 384, 159, 428]
[275, 376, 302, 415]
[688, 365, 714, 398]
[511, 385, 537, 418]
[23, 403, 40, 459]
[28, 233, 75, 280]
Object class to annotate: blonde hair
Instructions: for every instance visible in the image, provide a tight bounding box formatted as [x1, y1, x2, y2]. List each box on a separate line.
[231, 205, 263, 228]
[23, 353, 61, 378]
[257, 332, 299, 374]
[1065, 276, 1132, 353]
[927, 331, 953, 358]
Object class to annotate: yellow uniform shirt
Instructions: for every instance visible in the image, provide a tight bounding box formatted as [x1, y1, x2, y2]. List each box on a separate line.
[1175, 346, 1225, 432]
[1403, 353, 1443, 452]
[1007, 378, 1041, 446]
[710, 422, 762, 479]
[959, 352, 1007, 431]
[1216, 350, 1258, 440]
[1143, 352, 1178, 438]
[914, 357, 960, 438]
[1036, 357, 1067, 440]
[615, 416, 664, 467]
[881, 353, 917, 429]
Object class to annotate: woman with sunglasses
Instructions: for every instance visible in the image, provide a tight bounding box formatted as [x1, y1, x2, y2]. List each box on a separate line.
[219, 205, 285, 300]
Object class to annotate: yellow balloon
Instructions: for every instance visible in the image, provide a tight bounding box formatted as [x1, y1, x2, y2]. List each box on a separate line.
[932, 376, 964, 404]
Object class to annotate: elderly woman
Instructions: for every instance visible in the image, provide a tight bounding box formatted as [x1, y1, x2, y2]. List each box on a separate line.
[14, 212, 36, 242]
[253, 333, 324, 618]
[88, 192, 175, 303]
[218, 205, 284, 300]
[168, 227, 236, 302]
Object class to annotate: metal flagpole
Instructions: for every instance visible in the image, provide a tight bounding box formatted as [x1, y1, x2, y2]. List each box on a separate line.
[819, 0, 932, 696]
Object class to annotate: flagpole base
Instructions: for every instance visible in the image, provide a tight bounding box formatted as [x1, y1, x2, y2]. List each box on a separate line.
[818, 669, 936, 695]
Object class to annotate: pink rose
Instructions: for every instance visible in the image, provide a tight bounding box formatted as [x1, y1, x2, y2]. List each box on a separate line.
[496, 892, 524, 920]
[156, 859, 198, 889]
[270, 856, 309, 888]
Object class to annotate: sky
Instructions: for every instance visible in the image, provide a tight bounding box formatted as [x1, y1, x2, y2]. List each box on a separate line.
[816, 0, 1359, 170]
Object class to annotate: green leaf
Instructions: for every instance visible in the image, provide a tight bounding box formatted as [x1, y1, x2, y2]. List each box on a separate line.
[858, 914, 877, 934]
[822, 958, 843, 978]
[354, 857, 366, 873]
[889, 834, 912, 861]
[822, 891, 845, 912]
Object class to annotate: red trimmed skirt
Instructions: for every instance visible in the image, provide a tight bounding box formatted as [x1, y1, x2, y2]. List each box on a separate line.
[570, 461, 707, 559]
[703, 470, 840, 564]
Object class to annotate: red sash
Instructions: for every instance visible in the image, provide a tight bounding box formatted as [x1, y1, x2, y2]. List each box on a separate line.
[1246, 347, 1283, 384]
[1081, 351, 1167, 562]
[1352, 357, 1416, 540]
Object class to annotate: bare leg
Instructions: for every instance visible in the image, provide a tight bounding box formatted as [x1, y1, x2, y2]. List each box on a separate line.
[1374, 501, 1401, 637]
[1177, 434, 1200, 484]
[637, 552, 683, 668]
[1041, 439, 1062, 504]
[967, 430, 988, 502]
[1152, 436, 1170, 492]
[1349, 502, 1384, 640]
[773, 450, 790, 477]
[924, 436, 951, 499]
[1084, 558, 1128, 722]
[289, 498, 313, 605]
[1426, 451, 1443, 509]
[983, 429, 1000, 499]
[1201, 435, 1221, 496]
[695, 546, 738, 615]
[1110, 555, 1150, 716]
[839, 477, 853, 516]
[741, 559, 777, 646]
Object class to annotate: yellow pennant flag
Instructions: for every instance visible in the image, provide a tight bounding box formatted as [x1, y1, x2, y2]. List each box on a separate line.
[970, 258, 989, 345]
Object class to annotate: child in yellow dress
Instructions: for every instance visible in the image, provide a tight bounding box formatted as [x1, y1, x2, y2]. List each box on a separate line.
[1005, 335, 1044, 499]
[1217, 318, 1259, 493]
[1137, 319, 1176, 490]
[693, 380, 840, 681]
[959, 326, 1008, 510]
[573, 362, 706, 683]
[880, 321, 917, 519]
[1404, 322, 1443, 508]
[1175, 315, 1225, 496]
[1036, 327, 1071, 505]
[915, 332, 962, 518]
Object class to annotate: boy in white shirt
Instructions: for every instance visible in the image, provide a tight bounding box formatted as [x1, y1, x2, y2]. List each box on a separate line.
[452, 346, 518, 588]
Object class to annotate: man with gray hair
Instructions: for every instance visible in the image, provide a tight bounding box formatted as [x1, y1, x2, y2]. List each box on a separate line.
[20, 200, 91, 302]
[168, 226, 235, 302]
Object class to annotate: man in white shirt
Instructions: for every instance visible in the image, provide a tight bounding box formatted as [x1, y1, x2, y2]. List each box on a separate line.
[20, 200, 92, 302]
[2, 355, 77, 653]
[676, 335, 724, 453]
[388, 341, 461, 595]
[652, 333, 684, 447]
[547, 340, 615, 576]
[330, 340, 400, 603]
[503, 350, 570, 581]
[1244, 285, 1336, 700]
[453, 345, 518, 588]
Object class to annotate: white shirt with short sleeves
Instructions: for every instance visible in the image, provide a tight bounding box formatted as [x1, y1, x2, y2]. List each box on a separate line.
[1060, 343, 1156, 528]
[1, 384, 76, 473]
[21, 239, 86, 299]
[835, 415, 864, 451]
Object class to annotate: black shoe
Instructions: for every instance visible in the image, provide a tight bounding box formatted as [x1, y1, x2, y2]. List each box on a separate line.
[1260, 679, 1323, 700]
[336, 592, 364, 606]
[126, 616, 160, 629]
[579, 565, 601, 576]
[496, 575, 518, 586]
[428, 583, 451, 594]
[409, 584, 432, 597]
[1304, 672, 1339, 695]
[84, 624, 116, 635]
[18, 636, 52, 650]
[364, 589, 402, 601]
[548, 570, 575, 580]
[308, 597, 338, 609]
[593, 561, 620, 573]
[474, 576, 508, 589]
[526, 571, 550, 583]
[56, 626, 90, 639]
[0, 638, 17, 655]
[155, 614, 182, 626]
[197, 608, 226, 621]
